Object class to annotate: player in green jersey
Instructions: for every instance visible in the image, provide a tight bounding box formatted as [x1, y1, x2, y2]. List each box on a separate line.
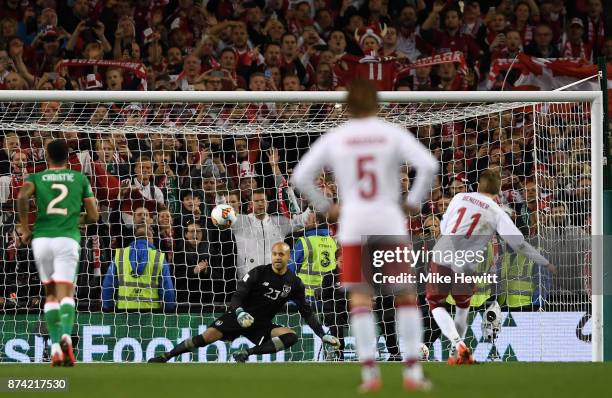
[17, 139, 98, 367]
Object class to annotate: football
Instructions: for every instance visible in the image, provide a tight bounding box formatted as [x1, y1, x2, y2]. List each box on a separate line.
[419, 343, 430, 361]
[211, 204, 237, 228]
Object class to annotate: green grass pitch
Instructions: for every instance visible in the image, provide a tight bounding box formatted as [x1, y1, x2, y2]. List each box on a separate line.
[1, 362, 609, 398]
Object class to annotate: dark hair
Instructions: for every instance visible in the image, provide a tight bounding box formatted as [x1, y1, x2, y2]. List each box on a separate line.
[181, 190, 201, 201]
[252, 187, 266, 196]
[46, 139, 69, 164]
[347, 78, 378, 117]
[443, 7, 462, 19]
[220, 47, 236, 57]
[282, 73, 300, 82]
[135, 155, 152, 164]
[281, 33, 297, 43]
[250, 71, 265, 82]
[264, 42, 281, 52]
[514, 1, 531, 14]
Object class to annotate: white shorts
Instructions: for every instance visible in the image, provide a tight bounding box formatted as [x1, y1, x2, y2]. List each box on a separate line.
[337, 205, 408, 245]
[32, 237, 80, 285]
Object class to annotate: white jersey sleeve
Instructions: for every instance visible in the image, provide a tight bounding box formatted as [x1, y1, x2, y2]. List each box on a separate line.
[494, 206, 549, 266]
[290, 133, 332, 213]
[395, 131, 438, 208]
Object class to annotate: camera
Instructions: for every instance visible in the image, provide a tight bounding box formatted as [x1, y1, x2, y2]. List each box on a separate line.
[481, 301, 502, 342]
[85, 17, 98, 29]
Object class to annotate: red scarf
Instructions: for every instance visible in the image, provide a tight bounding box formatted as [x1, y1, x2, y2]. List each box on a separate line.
[562, 41, 592, 62]
[56, 59, 148, 90]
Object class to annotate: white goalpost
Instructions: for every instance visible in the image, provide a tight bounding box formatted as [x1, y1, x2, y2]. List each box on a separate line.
[0, 90, 603, 363]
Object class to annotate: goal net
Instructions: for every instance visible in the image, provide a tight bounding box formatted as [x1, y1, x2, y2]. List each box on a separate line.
[0, 91, 602, 363]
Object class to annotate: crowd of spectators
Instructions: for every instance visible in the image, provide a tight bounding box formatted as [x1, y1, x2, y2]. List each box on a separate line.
[0, 0, 608, 92]
[0, 0, 607, 312]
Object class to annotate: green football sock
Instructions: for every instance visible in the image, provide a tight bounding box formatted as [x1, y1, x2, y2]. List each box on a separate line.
[59, 298, 76, 337]
[44, 302, 62, 344]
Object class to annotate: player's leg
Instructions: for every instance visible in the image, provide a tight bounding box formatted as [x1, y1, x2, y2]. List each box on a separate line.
[454, 303, 470, 340]
[32, 238, 63, 366]
[377, 295, 400, 361]
[342, 244, 380, 392]
[51, 238, 80, 366]
[426, 263, 464, 364]
[449, 294, 474, 365]
[55, 282, 76, 366]
[149, 317, 228, 363]
[419, 293, 441, 349]
[233, 326, 298, 362]
[395, 292, 431, 391]
[350, 291, 382, 391]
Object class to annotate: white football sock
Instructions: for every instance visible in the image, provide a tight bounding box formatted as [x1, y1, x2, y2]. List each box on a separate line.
[432, 307, 462, 348]
[403, 362, 424, 381]
[51, 343, 62, 356]
[454, 307, 469, 340]
[351, 307, 379, 382]
[396, 305, 422, 362]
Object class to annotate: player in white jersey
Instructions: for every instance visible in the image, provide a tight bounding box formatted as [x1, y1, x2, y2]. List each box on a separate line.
[426, 170, 555, 365]
[291, 79, 438, 392]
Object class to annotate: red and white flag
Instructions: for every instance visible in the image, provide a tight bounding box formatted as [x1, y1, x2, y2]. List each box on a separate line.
[512, 54, 611, 92]
[486, 54, 612, 115]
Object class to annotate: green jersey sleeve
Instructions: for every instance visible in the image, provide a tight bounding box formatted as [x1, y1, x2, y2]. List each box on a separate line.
[82, 174, 94, 199]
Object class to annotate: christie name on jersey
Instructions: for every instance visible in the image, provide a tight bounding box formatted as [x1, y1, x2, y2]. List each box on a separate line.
[41, 173, 75, 182]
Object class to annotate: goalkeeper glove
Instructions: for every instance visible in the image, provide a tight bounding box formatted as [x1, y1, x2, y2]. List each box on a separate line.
[322, 333, 341, 348]
[236, 307, 254, 328]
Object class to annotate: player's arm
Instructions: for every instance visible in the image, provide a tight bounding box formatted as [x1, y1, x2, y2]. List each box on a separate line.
[397, 130, 438, 212]
[439, 196, 458, 232]
[228, 269, 258, 327]
[280, 207, 313, 235]
[16, 181, 35, 244]
[79, 197, 99, 225]
[496, 208, 556, 273]
[292, 279, 341, 347]
[80, 175, 99, 224]
[290, 135, 331, 214]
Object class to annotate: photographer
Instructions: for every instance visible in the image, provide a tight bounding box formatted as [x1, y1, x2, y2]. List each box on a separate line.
[113, 16, 136, 61]
[7, 38, 34, 88]
[66, 20, 111, 57]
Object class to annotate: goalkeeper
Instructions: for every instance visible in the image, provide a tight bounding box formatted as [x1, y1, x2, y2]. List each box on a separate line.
[149, 242, 340, 363]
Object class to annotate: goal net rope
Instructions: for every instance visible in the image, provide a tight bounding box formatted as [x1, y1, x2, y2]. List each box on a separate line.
[0, 91, 601, 363]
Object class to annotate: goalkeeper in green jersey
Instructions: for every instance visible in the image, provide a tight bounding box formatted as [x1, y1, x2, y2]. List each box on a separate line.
[17, 139, 99, 367]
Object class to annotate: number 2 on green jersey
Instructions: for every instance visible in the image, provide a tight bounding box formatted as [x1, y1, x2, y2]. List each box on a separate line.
[47, 183, 68, 216]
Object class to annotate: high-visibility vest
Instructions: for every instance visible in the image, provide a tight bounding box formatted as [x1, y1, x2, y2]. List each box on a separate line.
[447, 241, 495, 308]
[499, 252, 534, 308]
[296, 235, 337, 298]
[116, 247, 164, 310]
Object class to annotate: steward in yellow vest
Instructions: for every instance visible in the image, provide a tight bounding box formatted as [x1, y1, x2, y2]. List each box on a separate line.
[102, 226, 176, 312]
[289, 228, 338, 300]
[498, 248, 534, 308]
[289, 220, 342, 360]
[447, 240, 497, 308]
